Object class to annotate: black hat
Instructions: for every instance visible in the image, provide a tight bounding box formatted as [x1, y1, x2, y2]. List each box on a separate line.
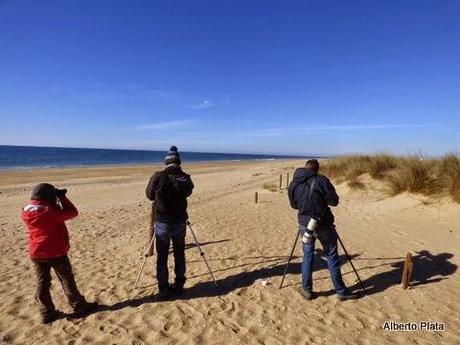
[164, 145, 181, 165]
[31, 183, 57, 204]
[305, 159, 320, 172]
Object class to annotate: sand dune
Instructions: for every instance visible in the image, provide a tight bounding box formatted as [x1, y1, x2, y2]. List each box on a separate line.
[0, 160, 459, 344]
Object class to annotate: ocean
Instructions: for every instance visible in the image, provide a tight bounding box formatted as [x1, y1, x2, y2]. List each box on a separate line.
[0, 145, 304, 170]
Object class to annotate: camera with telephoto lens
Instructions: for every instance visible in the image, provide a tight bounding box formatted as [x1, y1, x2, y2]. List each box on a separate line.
[301, 218, 318, 244]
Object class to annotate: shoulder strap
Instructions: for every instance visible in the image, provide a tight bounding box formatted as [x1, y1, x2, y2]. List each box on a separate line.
[307, 176, 319, 219]
[308, 177, 317, 203]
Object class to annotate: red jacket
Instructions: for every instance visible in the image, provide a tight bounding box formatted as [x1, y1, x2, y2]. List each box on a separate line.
[21, 196, 78, 259]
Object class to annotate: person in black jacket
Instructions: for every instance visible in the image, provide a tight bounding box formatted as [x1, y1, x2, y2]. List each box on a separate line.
[288, 159, 356, 301]
[146, 146, 194, 299]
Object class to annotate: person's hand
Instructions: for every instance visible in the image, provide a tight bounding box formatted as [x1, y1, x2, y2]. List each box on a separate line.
[55, 188, 68, 197]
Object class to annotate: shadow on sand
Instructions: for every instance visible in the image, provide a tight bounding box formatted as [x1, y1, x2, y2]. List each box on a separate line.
[86, 250, 356, 315]
[76, 249, 456, 319]
[350, 250, 457, 295]
[184, 238, 230, 251]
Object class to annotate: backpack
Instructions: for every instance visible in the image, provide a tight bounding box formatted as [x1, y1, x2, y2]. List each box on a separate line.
[154, 172, 182, 216]
[288, 176, 318, 217]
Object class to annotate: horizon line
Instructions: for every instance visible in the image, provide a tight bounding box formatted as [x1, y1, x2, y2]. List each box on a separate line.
[0, 143, 320, 158]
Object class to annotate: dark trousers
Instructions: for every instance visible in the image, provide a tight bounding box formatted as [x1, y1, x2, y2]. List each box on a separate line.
[301, 224, 347, 295]
[32, 255, 85, 318]
[155, 221, 186, 290]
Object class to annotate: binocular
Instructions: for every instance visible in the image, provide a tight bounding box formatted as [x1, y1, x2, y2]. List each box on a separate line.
[55, 188, 68, 197]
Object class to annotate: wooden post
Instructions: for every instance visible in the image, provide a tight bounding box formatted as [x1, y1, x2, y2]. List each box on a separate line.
[401, 252, 413, 289]
[279, 174, 283, 190]
[147, 204, 155, 256]
[286, 172, 290, 188]
[254, 191, 259, 204]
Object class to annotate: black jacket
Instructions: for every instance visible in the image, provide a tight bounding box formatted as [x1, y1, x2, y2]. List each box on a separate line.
[146, 166, 194, 223]
[288, 167, 339, 226]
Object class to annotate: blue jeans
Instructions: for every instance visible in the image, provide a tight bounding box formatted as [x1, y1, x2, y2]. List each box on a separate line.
[155, 221, 186, 290]
[300, 224, 347, 295]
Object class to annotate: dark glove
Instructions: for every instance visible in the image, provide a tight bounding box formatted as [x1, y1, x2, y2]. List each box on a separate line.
[55, 188, 68, 197]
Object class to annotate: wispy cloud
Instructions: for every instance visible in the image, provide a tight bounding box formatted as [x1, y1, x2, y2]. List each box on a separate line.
[130, 120, 444, 145]
[296, 124, 436, 131]
[165, 123, 442, 139]
[132, 119, 192, 131]
[120, 121, 452, 154]
[188, 100, 214, 109]
[230, 123, 440, 137]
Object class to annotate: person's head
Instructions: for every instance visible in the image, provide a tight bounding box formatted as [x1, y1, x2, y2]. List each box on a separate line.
[31, 183, 57, 204]
[305, 159, 319, 173]
[164, 145, 181, 166]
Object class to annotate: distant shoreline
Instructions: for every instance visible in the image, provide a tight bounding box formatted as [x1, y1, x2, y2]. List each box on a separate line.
[0, 145, 314, 171]
[0, 157, 305, 172]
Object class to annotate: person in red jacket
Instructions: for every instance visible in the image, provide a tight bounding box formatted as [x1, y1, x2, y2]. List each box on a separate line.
[21, 183, 98, 324]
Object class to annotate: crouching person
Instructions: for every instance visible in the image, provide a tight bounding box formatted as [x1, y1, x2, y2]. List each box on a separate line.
[146, 146, 194, 299]
[21, 183, 98, 324]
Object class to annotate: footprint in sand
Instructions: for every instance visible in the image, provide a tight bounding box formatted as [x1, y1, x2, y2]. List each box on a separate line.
[414, 238, 427, 245]
[62, 325, 80, 337]
[393, 230, 407, 237]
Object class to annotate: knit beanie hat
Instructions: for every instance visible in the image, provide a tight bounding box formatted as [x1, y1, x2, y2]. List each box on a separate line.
[31, 183, 57, 204]
[164, 145, 181, 165]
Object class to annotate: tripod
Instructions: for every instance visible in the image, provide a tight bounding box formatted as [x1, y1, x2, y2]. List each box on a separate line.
[132, 234, 155, 291]
[186, 221, 219, 292]
[132, 205, 156, 291]
[336, 233, 367, 294]
[279, 227, 366, 295]
[132, 220, 219, 292]
[279, 229, 301, 289]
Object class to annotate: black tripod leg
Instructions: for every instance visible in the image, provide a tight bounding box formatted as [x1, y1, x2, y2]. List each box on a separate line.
[337, 233, 367, 295]
[132, 235, 155, 291]
[186, 222, 219, 292]
[279, 229, 301, 289]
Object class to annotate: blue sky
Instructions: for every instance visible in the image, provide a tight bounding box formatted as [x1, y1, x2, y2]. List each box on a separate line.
[0, 0, 459, 155]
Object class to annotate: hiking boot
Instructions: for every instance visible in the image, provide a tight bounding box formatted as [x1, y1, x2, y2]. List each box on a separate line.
[41, 310, 65, 324]
[337, 290, 358, 301]
[73, 301, 99, 317]
[298, 288, 315, 300]
[158, 285, 176, 300]
[172, 283, 184, 295]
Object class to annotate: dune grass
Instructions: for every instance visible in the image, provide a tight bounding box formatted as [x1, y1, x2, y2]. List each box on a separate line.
[262, 183, 278, 192]
[347, 178, 366, 190]
[320, 154, 460, 203]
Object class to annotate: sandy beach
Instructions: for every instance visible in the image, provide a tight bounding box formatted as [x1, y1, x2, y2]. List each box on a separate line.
[0, 159, 459, 345]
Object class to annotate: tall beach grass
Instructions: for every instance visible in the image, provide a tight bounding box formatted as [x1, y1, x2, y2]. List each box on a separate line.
[320, 154, 460, 203]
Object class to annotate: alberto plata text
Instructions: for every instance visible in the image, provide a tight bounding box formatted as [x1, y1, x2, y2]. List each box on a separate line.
[383, 321, 445, 332]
